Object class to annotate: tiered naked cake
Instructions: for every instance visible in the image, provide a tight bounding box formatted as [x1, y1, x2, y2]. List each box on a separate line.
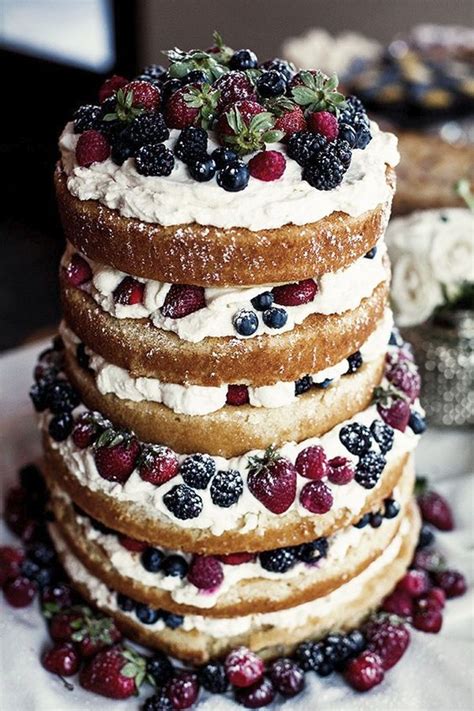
[32, 38, 426, 664]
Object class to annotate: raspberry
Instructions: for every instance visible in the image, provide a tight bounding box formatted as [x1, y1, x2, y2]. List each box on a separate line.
[397, 569, 430, 597]
[164, 85, 200, 128]
[160, 284, 205, 318]
[295, 445, 328, 480]
[272, 279, 318, 306]
[188, 556, 224, 591]
[299, 480, 333, 513]
[424, 587, 446, 608]
[214, 71, 256, 110]
[417, 490, 454, 531]
[269, 658, 305, 698]
[113, 277, 145, 305]
[118, 535, 148, 552]
[307, 111, 339, 140]
[247, 450, 297, 514]
[365, 618, 410, 670]
[217, 552, 256, 566]
[179, 453, 216, 489]
[226, 384, 249, 406]
[412, 604, 443, 633]
[138, 444, 179, 486]
[386, 360, 421, 403]
[135, 143, 174, 176]
[216, 99, 265, 138]
[174, 126, 208, 164]
[381, 589, 414, 617]
[98, 74, 128, 103]
[64, 254, 92, 286]
[0, 547, 25, 586]
[225, 647, 264, 688]
[327, 456, 354, 485]
[432, 570, 467, 598]
[377, 398, 411, 432]
[344, 650, 384, 691]
[274, 107, 307, 139]
[122, 80, 160, 110]
[76, 130, 110, 167]
[234, 678, 275, 708]
[248, 150, 286, 181]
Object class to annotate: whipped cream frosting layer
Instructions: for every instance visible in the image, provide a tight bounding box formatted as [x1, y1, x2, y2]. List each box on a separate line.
[60, 310, 393, 415]
[50, 518, 407, 635]
[59, 121, 399, 231]
[62, 241, 389, 343]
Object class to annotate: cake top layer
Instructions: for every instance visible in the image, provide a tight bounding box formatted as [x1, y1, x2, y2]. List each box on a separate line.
[59, 32, 399, 231]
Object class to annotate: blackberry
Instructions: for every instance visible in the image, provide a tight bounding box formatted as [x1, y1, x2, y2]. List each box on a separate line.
[27, 542, 56, 567]
[135, 143, 174, 176]
[384, 497, 401, 519]
[111, 136, 136, 165]
[287, 131, 327, 166]
[142, 64, 166, 81]
[117, 593, 135, 612]
[295, 375, 313, 396]
[162, 611, 184, 629]
[129, 112, 169, 145]
[256, 70, 286, 98]
[48, 413, 73, 442]
[262, 306, 288, 329]
[417, 524, 435, 549]
[29, 382, 49, 412]
[73, 104, 101, 133]
[46, 381, 80, 414]
[302, 147, 347, 190]
[210, 469, 243, 507]
[135, 603, 161, 625]
[251, 291, 274, 311]
[21, 559, 41, 580]
[143, 691, 173, 711]
[353, 513, 371, 529]
[339, 96, 372, 149]
[161, 554, 189, 578]
[141, 547, 164, 573]
[409, 411, 427, 434]
[370, 511, 383, 528]
[355, 451, 386, 489]
[163, 485, 203, 520]
[188, 157, 216, 182]
[233, 309, 258, 336]
[347, 351, 363, 374]
[147, 651, 174, 687]
[259, 547, 296, 573]
[335, 139, 352, 168]
[339, 422, 372, 455]
[198, 661, 229, 693]
[76, 343, 90, 370]
[364, 247, 377, 259]
[370, 419, 394, 454]
[322, 634, 350, 669]
[211, 146, 238, 169]
[179, 454, 216, 489]
[134, 73, 161, 86]
[217, 161, 249, 192]
[294, 640, 324, 671]
[229, 49, 258, 70]
[19, 463, 45, 494]
[294, 537, 328, 563]
[345, 629, 366, 657]
[174, 126, 208, 164]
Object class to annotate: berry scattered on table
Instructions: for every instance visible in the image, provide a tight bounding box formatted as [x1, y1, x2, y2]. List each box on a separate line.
[3, 575, 37, 607]
[270, 658, 305, 697]
[432, 570, 467, 598]
[79, 645, 146, 699]
[199, 660, 229, 693]
[344, 650, 385, 691]
[225, 646, 264, 688]
[417, 488, 454, 531]
[164, 671, 200, 709]
[42, 642, 81, 677]
[365, 617, 410, 670]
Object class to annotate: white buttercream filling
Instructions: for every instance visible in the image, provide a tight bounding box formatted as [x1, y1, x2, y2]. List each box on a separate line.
[59, 121, 399, 231]
[62, 241, 389, 343]
[60, 310, 393, 415]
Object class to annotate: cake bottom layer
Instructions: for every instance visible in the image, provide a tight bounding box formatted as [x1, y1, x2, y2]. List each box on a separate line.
[49, 501, 420, 664]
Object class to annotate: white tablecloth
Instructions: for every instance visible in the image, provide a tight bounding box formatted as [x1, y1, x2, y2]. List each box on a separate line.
[1, 341, 473, 710]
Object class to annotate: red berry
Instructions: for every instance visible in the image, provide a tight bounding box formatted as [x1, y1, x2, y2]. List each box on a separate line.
[377, 398, 411, 432]
[432, 570, 467, 598]
[4, 487, 34, 538]
[94, 431, 140, 483]
[216, 99, 265, 138]
[299, 480, 333, 514]
[164, 85, 201, 128]
[76, 130, 110, 167]
[72, 419, 99, 449]
[3, 576, 37, 607]
[274, 107, 307, 139]
[247, 452, 297, 514]
[344, 650, 385, 691]
[327, 456, 355, 485]
[412, 605, 443, 633]
[248, 150, 286, 181]
[0, 546, 25, 586]
[272, 279, 318, 306]
[161, 284, 205, 319]
[99, 74, 128, 103]
[386, 360, 421, 403]
[295, 445, 328, 480]
[78, 626, 122, 659]
[307, 111, 339, 141]
[165, 671, 200, 710]
[217, 552, 256, 565]
[42, 642, 80, 677]
[417, 491, 454, 531]
[225, 646, 264, 688]
[413, 548, 445, 572]
[80, 645, 145, 699]
[40, 583, 74, 610]
[425, 587, 446, 609]
[365, 618, 411, 670]
[215, 71, 256, 110]
[138, 445, 179, 486]
[122, 80, 160, 110]
[226, 384, 250, 406]
[64, 254, 92, 287]
[112, 277, 145, 306]
[381, 589, 414, 617]
[234, 677, 275, 708]
[188, 556, 224, 591]
[397, 569, 431, 598]
[118, 535, 148, 553]
[49, 611, 83, 642]
[269, 658, 305, 697]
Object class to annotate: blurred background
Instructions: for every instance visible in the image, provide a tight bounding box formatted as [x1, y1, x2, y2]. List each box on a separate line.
[1, 0, 473, 351]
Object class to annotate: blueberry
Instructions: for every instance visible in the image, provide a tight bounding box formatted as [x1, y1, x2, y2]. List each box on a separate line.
[182, 69, 209, 84]
[179, 454, 216, 489]
[199, 661, 228, 693]
[256, 69, 286, 98]
[338, 122, 357, 148]
[161, 78, 182, 104]
[19, 464, 45, 494]
[383, 497, 401, 519]
[141, 547, 164, 572]
[217, 161, 249, 192]
[161, 554, 189, 578]
[27, 542, 56, 567]
[370, 419, 394, 454]
[251, 291, 274, 311]
[314, 378, 333, 389]
[117, 593, 135, 612]
[135, 603, 161, 625]
[162, 611, 184, 629]
[260, 58, 295, 82]
[408, 411, 427, 434]
[163, 484, 203, 520]
[21, 559, 40, 580]
[211, 147, 238, 169]
[262, 307, 288, 329]
[345, 629, 366, 656]
[233, 309, 259, 336]
[417, 524, 435, 549]
[210, 469, 243, 507]
[295, 375, 313, 395]
[339, 422, 372, 455]
[346, 351, 363, 374]
[147, 652, 174, 686]
[229, 49, 258, 70]
[353, 513, 371, 529]
[259, 547, 296, 573]
[48, 412, 73, 442]
[370, 511, 383, 528]
[364, 247, 377, 259]
[188, 156, 216, 182]
[142, 64, 167, 81]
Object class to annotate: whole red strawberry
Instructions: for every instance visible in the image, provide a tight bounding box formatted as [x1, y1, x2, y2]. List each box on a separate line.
[377, 397, 411, 432]
[99, 74, 128, 103]
[226, 385, 250, 406]
[79, 646, 146, 699]
[272, 279, 318, 306]
[344, 650, 385, 691]
[93, 429, 140, 483]
[307, 111, 339, 141]
[215, 71, 256, 110]
[113, 277, 145, 306]
[417, 490, 454, 531]
[386, 360, 421, 403]
[365, 616, 411, 670]
[160, 284, 205, 319]
[72, 412, 105, 449]
[164, 85, 201, 128]
[216, 99, 265, 138]
[64, 254, 92, 287]
[248, 150, 286, 181]
[247, 447, 297, 514]
[122, 80, 160, 110]
[274, 107, 307, 139]
[76, 130, 110, 167]
[138, 444, 179, 486]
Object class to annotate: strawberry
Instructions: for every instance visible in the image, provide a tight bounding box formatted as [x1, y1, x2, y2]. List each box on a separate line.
[365, 616, 411, 670]
[138, 444, 179, 486]
[344, 650, 385, 691]
[295, 446, 328, 480]
[217, 552, 256, 565]
[164, 85, 201, 128]
[307, 110, 339, 141]
[417, 489, 454, 531]
[226, 384, 250, 406]
[214, 71, 256, 110]
[272, 279, 318, 306]
[122, 80, 161, 111]
[160, 284, 205, 319]
[274, 107, 307, 139]
[64, 254, 92, 287]
[49, 610, 84, 642]
[216, 99, 265, 138]
[247, 447, 297, 514]
[118, 535, 148, 552]
[93, 429, 140, 483]
[299, 481, 333, 513]
[386, 360, 421, 403]
[112, 277, 145, 305]
[76, 130, 110, 167]
[50, 606, 122, 656]
[376, 397, 411, 432]
[98, 74, 128, 103]
[79, 646, 146, 699]
[72, 412, 105, 449]
[248, 150, 286, 181]
[0, 546, 25, 586]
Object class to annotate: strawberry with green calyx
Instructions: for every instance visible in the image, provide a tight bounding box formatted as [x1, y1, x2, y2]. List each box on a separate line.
[164, 44, 229, 82]
[182, 84, 221, 129]
[80, 645, 147, 699]
[218, 105, 284, 155]
[291, 71, 346, 115]
[102, 88, 144, 124]
[93, 428, 140, 483]
[373, 384, 411, 432]
[247, 445, 297, 513]
[207, 30, 234, 65]
[48, 605, 122, 656]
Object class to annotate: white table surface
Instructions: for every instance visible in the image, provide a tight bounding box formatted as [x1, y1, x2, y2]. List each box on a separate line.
[1, 340, 473, 710]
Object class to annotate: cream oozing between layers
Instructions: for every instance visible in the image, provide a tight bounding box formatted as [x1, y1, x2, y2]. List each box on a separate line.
[60, 311, 393, 415]
[62, 241, 389, 342]
[59, 121, 399, 231]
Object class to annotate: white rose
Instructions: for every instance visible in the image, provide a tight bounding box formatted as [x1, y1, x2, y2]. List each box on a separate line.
[391, 253, 444, 327]
[430, 211, 474, 285]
